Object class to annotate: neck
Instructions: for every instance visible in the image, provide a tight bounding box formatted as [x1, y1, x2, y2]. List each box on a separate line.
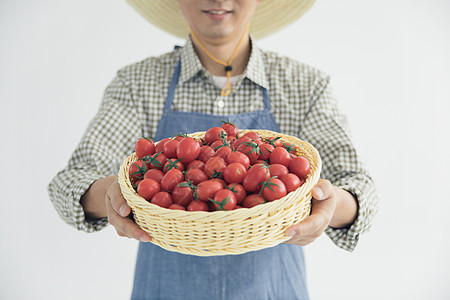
[190, 33, 252, 76]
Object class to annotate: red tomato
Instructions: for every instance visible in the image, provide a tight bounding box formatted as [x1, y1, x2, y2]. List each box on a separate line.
[289, 156, 311, 179]
[242, 194, 266, 208]
[210, 189, 237, 211]
[243, 131, 262, 141]
[210, 178, 227, 187]
[270, 147, 291, 167]
[204, 156, 227, 178]
[268, 164, 289, 178]
[129, 160, 148, 181]
[186, 160, 205, 171]
[177, 137, 201, 164]
[196, 180, 223, 201]
[214, 146, 232, 160]
[185, 168, 208, 185]
[243, 164, 271, 193]
[173, 135, 186, 142]
[155, 138, 171, 153]
[204, 127, 227, 145]
[160, 169, 184, 192]
[172, 182, 195, 207]
[143, 168, 164, 183]
[163, 158, 185, 173]
[227, 183, 246, 204]
[135, 138, 155, 159]
[137, 179, 161, 201]
[210, 139, 227, 150]
[145, 152, 168, 170]
[222, 163, 247, 184]
[150, 191, 172, 208]
[198, 146, 215, 163]
[187, 200, 210, 212]
[264, 136, 283, 148]
[162, 139, 180, 159]
[236, 141, 260, 164]
[280, 173, 303, 193]
[168, 203, 186, 210]
[226, 151, 250, 170]
[221, 121, 239, 138]
[261, 177, 287, 201]
[259, 143, 274, 160]
[231, 135, 251, 150]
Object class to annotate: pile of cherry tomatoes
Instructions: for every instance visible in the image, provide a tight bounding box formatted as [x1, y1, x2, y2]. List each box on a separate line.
[129, 122, 310, 212]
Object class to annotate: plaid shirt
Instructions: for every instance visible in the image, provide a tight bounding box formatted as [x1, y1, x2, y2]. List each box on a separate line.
[48, 37, 378, 252]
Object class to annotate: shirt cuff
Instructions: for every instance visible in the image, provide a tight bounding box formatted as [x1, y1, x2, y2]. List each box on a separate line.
[69, 174, 109, 233]
[324, 183, 370, 252]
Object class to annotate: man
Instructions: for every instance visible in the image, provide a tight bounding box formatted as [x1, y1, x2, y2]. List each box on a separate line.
[49, 1, 378, 299]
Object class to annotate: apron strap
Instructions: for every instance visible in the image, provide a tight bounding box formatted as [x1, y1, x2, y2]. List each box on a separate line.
[164, 57, 272, 113]
[163, 58, 182, 113]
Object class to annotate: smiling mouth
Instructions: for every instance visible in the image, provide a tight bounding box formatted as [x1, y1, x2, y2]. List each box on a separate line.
[202, 10, 232, 15]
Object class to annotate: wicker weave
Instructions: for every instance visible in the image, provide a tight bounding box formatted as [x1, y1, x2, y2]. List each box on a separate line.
[118, 130, 321, 256]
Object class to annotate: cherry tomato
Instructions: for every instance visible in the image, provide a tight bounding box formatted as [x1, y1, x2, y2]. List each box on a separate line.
[242, 194, 266, 208]
[210, 189, 237, 211]
[222, 163, 247, 184]
[168, 203, 186, 210]
[145, 152, 168, 170]
[221, 121, 239, 138]
[135, 137, 155, 159]
[162, 139, 180, 159]
[264, 136, 283, 148]
[177, 137, 201, 164]
[186, 160, 205, 171]
[260, 177, 287, 201]
[143, 168, 164, 183]
[289, 156, 311, 179]
[243, 131, 262, 141]
[185, 168, 208, 185]
[227, 183, 246, 204]
[236, 141, 260, 164]
[231, 135, 251, 151]
[259, 143, 274, 160]
[150, 191, 172, 208]
[243, 164, 271, 193]
[172, 181, 195, 207]
[198, 146, 215, 163]
[210, 178, 227, 187]
[214, 146, 232, 160]
[280, 173, 303, 193]
[226, 151, 250, 170]
[210, 139, 227, 150]
[187, 200, 210, 212]
[160, 169, 184, 192]
[155, 138, 171, 153]
[163, 158, 185, 173]
[129, 160, 148, 181]
[270, 147, 291, 167]
[137, 179, 161, 201]
[196, 180, 223, 201]
[204, 127, 227, 145]
[204, 156, 227, 178]
[268, 164, 289, 178]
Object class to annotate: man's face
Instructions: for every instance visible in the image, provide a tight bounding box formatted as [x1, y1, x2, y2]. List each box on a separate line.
[177, 0, 261, 41]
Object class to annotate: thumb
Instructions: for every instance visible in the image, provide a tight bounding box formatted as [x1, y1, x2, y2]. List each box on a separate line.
[312, 179, 334, 200]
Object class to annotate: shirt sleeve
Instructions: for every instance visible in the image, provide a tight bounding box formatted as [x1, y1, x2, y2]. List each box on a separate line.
[47, 74, 142, 232]
[299, 75, 379, 252]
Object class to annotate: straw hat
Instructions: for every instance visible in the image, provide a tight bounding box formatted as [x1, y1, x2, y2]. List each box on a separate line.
[126, 0, 315, 39]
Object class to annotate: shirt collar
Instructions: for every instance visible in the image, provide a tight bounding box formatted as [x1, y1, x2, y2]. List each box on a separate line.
[178, 35, 269, 91]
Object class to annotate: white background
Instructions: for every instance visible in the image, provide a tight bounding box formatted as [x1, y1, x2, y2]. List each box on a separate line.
[1, 0, 449, 299]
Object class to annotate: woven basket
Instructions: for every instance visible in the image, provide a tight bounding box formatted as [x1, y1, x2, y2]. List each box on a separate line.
[118, 129, 321, 256]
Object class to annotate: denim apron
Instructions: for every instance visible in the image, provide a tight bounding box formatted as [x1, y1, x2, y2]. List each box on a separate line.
[131, 59, 309, 300]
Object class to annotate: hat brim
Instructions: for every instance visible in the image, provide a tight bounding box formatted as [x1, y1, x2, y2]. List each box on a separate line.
[127, 0, 315, 39]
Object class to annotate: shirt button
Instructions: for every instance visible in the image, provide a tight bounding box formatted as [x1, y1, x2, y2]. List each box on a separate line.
[217, 100, 225, 108]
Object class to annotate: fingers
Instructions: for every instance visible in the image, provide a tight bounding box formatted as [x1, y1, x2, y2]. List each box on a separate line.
[105, 180, 151, 242]
[284, 180, 337, 246]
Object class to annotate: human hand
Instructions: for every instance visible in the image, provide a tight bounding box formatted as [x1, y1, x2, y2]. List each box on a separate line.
[284, 179, 337, 246]
[105, 177, 152, 242]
